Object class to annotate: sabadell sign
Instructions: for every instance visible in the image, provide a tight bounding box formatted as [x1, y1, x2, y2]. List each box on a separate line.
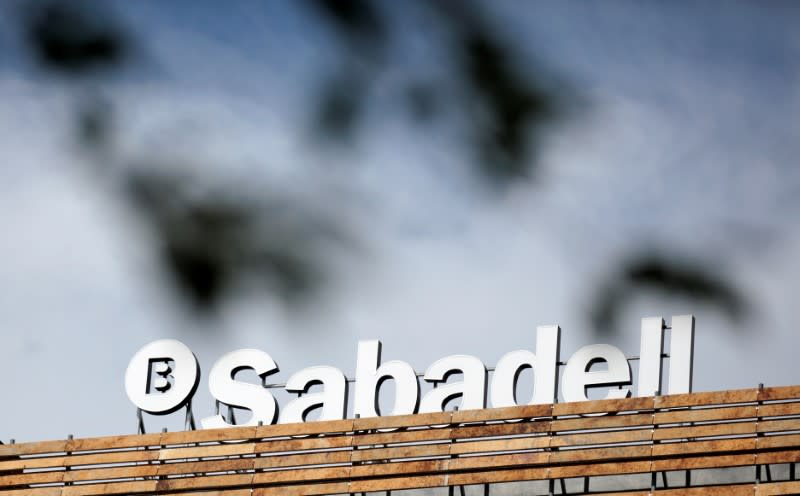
[125, 315, 694, 429]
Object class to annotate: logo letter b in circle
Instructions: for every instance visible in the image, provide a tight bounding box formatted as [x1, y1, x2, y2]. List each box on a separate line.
[125, 339, 200, 415]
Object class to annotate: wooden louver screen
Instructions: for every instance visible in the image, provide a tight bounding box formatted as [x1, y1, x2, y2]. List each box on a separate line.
[3, 386, 800, 495]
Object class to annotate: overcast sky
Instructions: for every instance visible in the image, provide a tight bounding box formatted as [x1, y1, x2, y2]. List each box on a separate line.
[2, 1, 800, 443]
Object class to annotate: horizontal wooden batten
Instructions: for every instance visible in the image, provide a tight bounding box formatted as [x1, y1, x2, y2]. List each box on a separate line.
[4, 386, 800, 495]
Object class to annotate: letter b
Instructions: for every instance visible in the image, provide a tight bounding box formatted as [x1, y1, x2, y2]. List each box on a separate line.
[354, 340, 419, 418]
[125, 339, 200, 415]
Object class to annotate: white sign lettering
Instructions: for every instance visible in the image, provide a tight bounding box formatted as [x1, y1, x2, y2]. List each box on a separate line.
[124, 315, 695, 428]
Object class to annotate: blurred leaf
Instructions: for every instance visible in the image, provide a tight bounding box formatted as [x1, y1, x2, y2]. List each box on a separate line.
[76, 97, 114, 149]
[125, 169, 347, 312]
[429, 0, 561, 185]
[406, 83, 440, 123]
[306, 0, 386, 49]
[591, 254, 749, 334]
[254, 249, 321, 302]
[459, 30, 557, 182]
[164, 239, 229, 309]
[24, 1, 126, 74]
[305, 0, 564, 186]
[315, 75, 365, 142]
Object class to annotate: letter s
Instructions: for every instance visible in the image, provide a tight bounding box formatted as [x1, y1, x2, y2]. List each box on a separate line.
[201, 349, 279, 429]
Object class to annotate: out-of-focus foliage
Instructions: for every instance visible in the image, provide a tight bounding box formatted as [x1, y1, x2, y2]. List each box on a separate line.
[20, 0, 355, 311]
[14, 0, 749, 331]
[591, 253, 748, 335]
[306, 0, 561, 184]
[24, 1, 125, 74]
[125, 170, 346, 309]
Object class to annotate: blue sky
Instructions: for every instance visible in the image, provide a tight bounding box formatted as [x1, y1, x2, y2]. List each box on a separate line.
[1, 1, 800, 442]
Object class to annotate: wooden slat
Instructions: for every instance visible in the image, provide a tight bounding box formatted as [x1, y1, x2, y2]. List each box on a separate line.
[5, 386, 800, 495]
[65, 433, 161, 452]
[651, 453, 755, 471]
[159, 442, 255, 460]
[353, 411, 451, 430]
[350, 459, 447, 478]
[255, 419, 353, 438]
[0, 489, 63, 496]
[158, 457, 255, 475]
[351, 443, 450, 462]
[756, 449, 800, 465]
[161, 427, 256, 445]
[550, 459, 652, 478]
[0, 440, 67, 458]
[0, 456, 63, 471]
[756, 480, 800, 495]
[178, 491, 252, 496]
[255, 450, 351, 469]
[253, 482, 349, 495]
[450, 419, 551, 439]
[252, 466, 349, 485]
[63, 464, 158, 483]
[652, 437, 755, 456]
[60, 480, 157, 496]
[653, 420, 756, 440]
[654, 405, 758, 424]
[447, 466, 548, 485]
[550, 428, 652, 447]
[449, 452, 548, 470]
[759, 385, 800, 402]
[758, 418, 800, 433]
[349, 474, 445, 492]
[656, 485, 755, 495]
[756, 432, 800, 449]
[655, 388, 759, 408]
[0, 470, 64, 487]
[355, 427, 451, 445]
[255, 435, 352, 453]
[549, 445, 651, 464]
[757, 400, 800, 418]
[156, 474, 253, 492]
[552, 396, 654, 416]
[550, 412, 653, 432]
[155, 473, 254, 492]
[0, 449, 159, 472]
[452, 403, 551, 423]
[588, 492, 650, 496]
[450, 435, 549, 454]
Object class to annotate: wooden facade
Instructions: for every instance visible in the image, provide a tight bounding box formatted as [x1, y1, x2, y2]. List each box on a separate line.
[3, 386, 800, 495]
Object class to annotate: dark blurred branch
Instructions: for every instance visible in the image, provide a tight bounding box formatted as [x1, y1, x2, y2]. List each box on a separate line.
[308, 0, 386, 52]
[431, 0, 560, 183]
[126, 168, 350, 310]
[20, 0, 353, 314]
[304, 0, 565, 186]
[591, 253, 749, 334]
[24, 1, 126, 74]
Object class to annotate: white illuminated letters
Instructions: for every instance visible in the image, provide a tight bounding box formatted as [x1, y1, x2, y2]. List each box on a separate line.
[562, 344, 631, 402]
[491, 325, 561, 407]
[668, 315, 695, 394]
[636, 315, 696, 396]
[125, 314, 696, 429]
[354, 340, 419, 418]
[637, 317, 665, 397]
[200, 349, 279, 429]
[280, 366, 347, 423]
[419, 355, 487, 413]
[125, 339, 199, 414]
